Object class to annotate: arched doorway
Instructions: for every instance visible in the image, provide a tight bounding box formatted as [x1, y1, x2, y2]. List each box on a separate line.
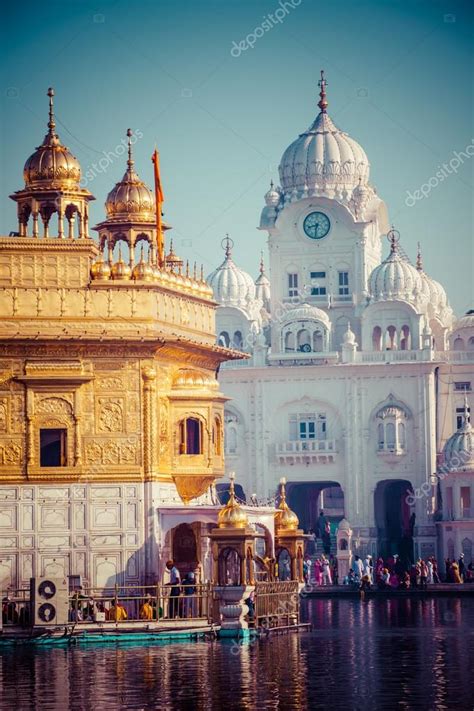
[172, 523, 198, 575]
[285, 481, 345, 533]
[374, 480, 414, 562]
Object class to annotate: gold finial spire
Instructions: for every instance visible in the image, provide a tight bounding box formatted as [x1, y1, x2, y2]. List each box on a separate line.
[193, 261, 197, 280]
[318, 70, 328, 113]
[259, 251, 265, 275]
[275, 476, 299, 532]
[200, 264, 204, 281]
[186, 260, 190, 278]
[47, 87, 56, 135]
[217, 472, 248, 529]
[416, 242, 423, 271]
[126, 128, 134, 170]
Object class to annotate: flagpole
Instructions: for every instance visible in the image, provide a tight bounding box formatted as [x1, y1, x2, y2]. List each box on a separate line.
[152, 148, 165, 268]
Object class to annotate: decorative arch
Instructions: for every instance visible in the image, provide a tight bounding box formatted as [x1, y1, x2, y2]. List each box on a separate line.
[177, 414, 206, 455]
[34, 396, 76, 468]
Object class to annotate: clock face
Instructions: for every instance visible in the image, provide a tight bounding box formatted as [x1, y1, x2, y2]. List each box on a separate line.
[303, 211, 330, 240]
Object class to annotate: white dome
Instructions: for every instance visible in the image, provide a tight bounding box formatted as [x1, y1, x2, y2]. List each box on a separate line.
[443, 407, 474, 471]
[369, 238, 423, 304]
[454, 311, 474, 331]
[264, 180, 281, 207]
[279, 109, 370, 197]
[207, 240, 256, 307]
[343, 322, 357, 345]
[281, 303, 330, 328]
[418, 271, 447, 311]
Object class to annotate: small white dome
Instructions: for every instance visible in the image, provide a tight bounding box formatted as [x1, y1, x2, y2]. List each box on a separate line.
[278, 76, 369, 197]
[369, 234, 423, 304]
[443, 405, 474, 471]
[264, 180, 280, 207]
[454, 311, 474, 331]
[343, 322, 357, 345]
[281, 303, 330, 328]
[207, 238, 256, 307]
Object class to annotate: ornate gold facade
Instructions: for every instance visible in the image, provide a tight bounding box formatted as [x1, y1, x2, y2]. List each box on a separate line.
[0, 88, 241, 504]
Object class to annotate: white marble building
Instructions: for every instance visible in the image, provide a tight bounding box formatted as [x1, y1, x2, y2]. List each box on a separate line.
[208, 74, 474, 563]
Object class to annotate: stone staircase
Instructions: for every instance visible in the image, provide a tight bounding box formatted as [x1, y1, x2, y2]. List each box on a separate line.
[313, 535, 337, 558]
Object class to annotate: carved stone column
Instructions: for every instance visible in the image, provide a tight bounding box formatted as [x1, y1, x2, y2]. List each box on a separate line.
[32, 212, 39, 238]
[26, 417, 34, 468]
[74, 416, 82, 466]
[142, 367, 157, 478]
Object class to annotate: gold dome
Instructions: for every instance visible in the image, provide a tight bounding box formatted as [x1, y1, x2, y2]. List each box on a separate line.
[217, 475, 248, 529]
[23, 88, 81, 189]
[105, 129, 155, 222]
[111, 246, 131, 280]
[132, 246, 155, 281]
[90, 256, 111, 280]
[275, 478, 299, 532]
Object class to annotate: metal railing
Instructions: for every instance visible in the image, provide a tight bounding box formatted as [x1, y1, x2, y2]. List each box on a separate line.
[69, 583, 213, 623]
[2, 583, 213, 627]
[277, 439, 336, 454]
[253, 581, 300, 629]
[1, 588, 30, 626]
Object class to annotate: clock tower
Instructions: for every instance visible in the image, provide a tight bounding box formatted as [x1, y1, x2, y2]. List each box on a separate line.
[259, 71, 389, 357]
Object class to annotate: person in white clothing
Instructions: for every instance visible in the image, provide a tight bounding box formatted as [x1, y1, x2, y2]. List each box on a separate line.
[353, 556, 363, 582]
[321, 556, 332, 585]
[363, 556, 373, 584]
[427, 559, 434, 584]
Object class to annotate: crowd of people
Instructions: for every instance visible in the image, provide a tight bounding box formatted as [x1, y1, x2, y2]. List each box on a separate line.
[301, 551, 473, 590]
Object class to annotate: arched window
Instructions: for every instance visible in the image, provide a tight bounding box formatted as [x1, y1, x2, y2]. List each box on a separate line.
[372, 326, 382, 352]
[285, 331, 295, 352]
[398, 422, 406, 449]
[453, 337, 465, 351]
[376, 405, 408, 454]
[378, 423, 384, 448]
[386, 423, 396, 450]
[400, 325, 411, 351]
[233, 331, 243, 350]
[313, 331, 323, 352]
[179, 417, 202, 455]
[386, 326, 397, 350]
[468, 337, 474, 351]
[297, 329, 311, 351]
[218, 331, 230, 347]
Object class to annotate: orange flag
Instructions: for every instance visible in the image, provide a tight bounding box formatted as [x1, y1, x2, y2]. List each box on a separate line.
[151, 148, 165, 267]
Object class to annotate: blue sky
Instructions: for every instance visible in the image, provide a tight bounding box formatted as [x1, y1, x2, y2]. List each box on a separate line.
[1, 0, 472, 315]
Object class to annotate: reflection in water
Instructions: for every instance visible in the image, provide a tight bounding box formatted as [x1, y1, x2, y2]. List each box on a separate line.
[0, 598, 473, 710]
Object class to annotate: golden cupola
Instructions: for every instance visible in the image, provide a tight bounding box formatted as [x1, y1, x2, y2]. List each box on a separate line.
[10, 88, 95, 239]
[111, 245, 131, 280]
[23, 88, 81, 190]
[217, 474, 248, 529]
[165, 240, 183, 272]
[275, 478, 299, 532]
[90, 255, 111, 281]
[105, 129, 155, 222]
[132, 245, 154, 281]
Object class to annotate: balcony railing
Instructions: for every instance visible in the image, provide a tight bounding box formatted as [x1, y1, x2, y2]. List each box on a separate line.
[276, 439, 337, 464]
